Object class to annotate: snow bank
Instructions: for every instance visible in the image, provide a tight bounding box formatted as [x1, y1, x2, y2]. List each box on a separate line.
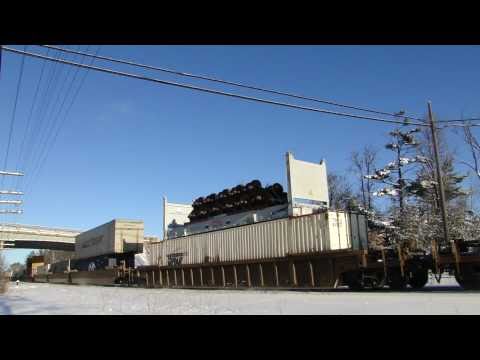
[0, 277, 477, 315]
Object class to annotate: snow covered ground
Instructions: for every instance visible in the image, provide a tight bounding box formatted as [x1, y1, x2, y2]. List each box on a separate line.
[0, 276, 478, 315]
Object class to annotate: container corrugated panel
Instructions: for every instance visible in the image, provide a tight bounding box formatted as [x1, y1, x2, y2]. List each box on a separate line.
[216, 218, 282, 262]
[289, 213, 329, 254]
[150, 242, 162, 266]
[146, 211, 367, 266]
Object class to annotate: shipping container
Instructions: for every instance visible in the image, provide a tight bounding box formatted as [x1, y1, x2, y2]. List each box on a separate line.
[146, 210, 367, 267]
[71, 252, 135, 271]
[75, 219, 144, 259]
[48, 253, 135, 273]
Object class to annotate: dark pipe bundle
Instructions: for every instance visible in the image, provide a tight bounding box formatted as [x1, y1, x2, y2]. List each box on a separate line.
[188, 180, 288, 222]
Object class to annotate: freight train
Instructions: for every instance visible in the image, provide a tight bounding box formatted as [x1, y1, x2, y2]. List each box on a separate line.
[34, 152, 480, 290]
[33, 219, 146, 286]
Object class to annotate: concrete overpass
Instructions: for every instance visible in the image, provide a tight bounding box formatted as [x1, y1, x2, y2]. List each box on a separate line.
[0, 224, 81, 251]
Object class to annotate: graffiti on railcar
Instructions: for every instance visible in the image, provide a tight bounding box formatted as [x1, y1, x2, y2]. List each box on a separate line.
[167, 252, 185, 267]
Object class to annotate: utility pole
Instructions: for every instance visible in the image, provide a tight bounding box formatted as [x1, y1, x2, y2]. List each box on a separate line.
[427, 102, 449, 246]
[0, 172, 24, 208]
[0, 171, 24, 246]
[396, 140, 404, 213]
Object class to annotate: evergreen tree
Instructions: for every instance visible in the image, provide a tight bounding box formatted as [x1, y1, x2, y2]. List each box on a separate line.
[365, 119, 469, 250]
[364, 121, 434, 248]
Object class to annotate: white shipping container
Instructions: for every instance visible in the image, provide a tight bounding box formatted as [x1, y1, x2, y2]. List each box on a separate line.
[146, 211, 367, 267]
[75, 219, 144, 260]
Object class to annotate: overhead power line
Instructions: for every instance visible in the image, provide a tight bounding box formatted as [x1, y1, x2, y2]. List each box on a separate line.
[1, 46, 428, 127]
[15, 48, 50, 177]
[17, 47, 81, 206]
[436, 117, 480, 123]
[18, 48, 71, 191]
[440, 123, 480, 129]
[39, 44, 424, 122]
[1, 46, 27, 208]
[26, 46, 102, 195]
[3, 47, 27, 172]
[25, 46, 83, 187]
[25, 48, 77, 170]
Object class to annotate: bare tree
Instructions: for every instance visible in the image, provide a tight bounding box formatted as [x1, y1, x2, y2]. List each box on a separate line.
[462, 122, 480, 181]
[351, 145, 378, 210]
[8, 262, 26, 278]
[328, 172, 355, 210]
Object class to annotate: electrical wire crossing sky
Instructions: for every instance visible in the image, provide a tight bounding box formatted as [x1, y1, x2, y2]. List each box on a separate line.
[1, 45, 480, 265]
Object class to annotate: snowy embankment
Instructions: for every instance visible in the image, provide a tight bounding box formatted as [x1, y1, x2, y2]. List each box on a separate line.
[0, 276, 477, 315]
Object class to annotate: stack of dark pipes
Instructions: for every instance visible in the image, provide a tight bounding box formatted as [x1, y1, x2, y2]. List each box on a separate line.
[188, 180, 288, 223]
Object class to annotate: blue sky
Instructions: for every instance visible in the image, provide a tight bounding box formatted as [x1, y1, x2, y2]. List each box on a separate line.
[1, 45, 479, 265]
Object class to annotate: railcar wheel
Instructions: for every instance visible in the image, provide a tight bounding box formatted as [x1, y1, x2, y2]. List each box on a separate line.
[343, 271, 364, 291]
[455, 264, 480, 290]
[388, 270, 407, 290]
[363, 273, 385, 289]
[408, 268, 429, 289]
[372, 273, 386, 289]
